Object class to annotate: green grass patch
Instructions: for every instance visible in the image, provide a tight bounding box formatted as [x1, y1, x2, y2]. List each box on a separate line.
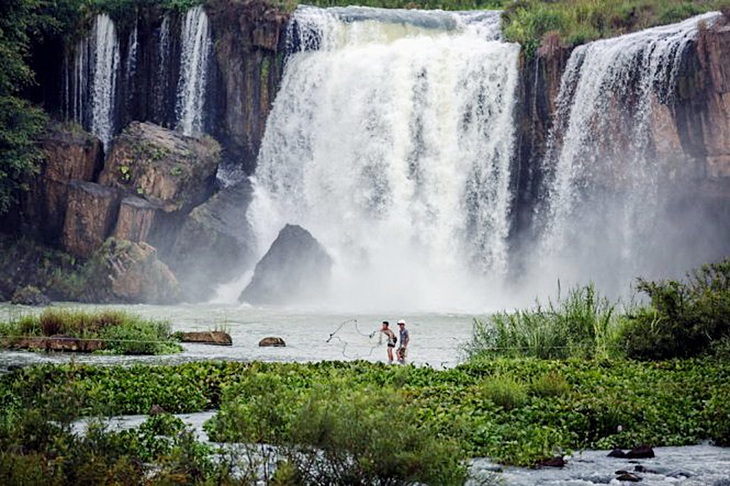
[0, 308, 182, 355]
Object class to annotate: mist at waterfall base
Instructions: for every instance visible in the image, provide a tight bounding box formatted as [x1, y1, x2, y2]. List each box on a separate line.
[227, 8, 728, 314]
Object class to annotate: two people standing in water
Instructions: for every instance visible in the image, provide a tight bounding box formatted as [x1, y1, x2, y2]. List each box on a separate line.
[379, 320, 410, 364]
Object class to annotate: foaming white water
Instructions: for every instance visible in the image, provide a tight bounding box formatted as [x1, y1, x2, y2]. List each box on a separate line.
[248, 6, 519, 313]
[532, 12, 723, 296]
[91, 14, 120, 151]
[176, 6, 212, 136]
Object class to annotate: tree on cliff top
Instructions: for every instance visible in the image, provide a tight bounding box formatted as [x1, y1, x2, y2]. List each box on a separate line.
[0, 0, 51, 214]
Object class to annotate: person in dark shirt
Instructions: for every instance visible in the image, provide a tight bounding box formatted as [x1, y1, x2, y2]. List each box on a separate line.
[379, 320, 397, 364]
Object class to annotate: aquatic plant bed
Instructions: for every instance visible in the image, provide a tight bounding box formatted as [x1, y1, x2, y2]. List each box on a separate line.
[0, 358, 727, 480]
[0, 308, 183, 355]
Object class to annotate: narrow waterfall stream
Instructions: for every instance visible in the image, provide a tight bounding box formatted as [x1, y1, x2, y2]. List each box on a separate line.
[176, 5, 213, 136]
[90, 14, 120, 151]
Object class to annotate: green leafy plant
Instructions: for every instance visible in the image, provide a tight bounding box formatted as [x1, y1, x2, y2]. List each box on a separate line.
[619, 258, 730, 360]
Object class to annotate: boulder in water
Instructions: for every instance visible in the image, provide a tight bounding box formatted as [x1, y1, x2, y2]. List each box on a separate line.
[259, 336, 286, 347]
[240, 224, 332, 305]
[179, 331, 232, 346]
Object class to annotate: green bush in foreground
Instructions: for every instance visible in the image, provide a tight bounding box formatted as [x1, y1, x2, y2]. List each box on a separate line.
[619, 258, 730, 360]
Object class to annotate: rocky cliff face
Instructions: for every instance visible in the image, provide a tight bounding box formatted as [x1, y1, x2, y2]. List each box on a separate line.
[207, 0, 288, 175]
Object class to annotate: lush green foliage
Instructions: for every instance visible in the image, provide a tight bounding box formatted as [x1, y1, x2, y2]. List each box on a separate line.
[501, 0, 730, 57]
[0, 308, 182, 355]
[618, 258, 730, 360]
[0, 357, 727, 475]
[464, 284, 623, 360]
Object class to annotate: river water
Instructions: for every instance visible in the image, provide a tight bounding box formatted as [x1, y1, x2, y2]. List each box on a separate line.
[0, 302, 478, 369]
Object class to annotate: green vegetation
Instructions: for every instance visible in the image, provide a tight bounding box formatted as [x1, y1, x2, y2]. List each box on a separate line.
[0, 357, 726, 483]
[502, 0, 730, 57]
[0, 308, 182, 355]
[619, 259, 730, 360]
[464, 283, 623, 360]
[1, 257, 729, 481]
[0, 1, 49, 215]
[464, 258, 730, 362]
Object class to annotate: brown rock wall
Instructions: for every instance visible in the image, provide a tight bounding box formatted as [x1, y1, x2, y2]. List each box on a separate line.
[62, 181, 120, 258]
[696, 21, 730, 180]
[207, 0, 288, 174]
[113, 196, 161, 242]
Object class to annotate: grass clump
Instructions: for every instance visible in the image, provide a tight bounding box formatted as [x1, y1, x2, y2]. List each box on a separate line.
[0, 308, 182, 355]
[529, 370, 571, 398]
[464, 283, 622, 360]
[480, 374, 528, 410]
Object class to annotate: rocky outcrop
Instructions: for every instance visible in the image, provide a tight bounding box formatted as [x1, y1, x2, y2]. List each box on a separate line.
[62, 181, 120, 258]
[510, 44, 572, 252]
[16, 123, 103, 243]
[695, 18, 730, 178]
[84, 238, 180, 304]
[240, 224, 332, 305]
[99, 121, 220, 213]
[169, 180, 256, 302]
[1, 336, 106, 353]
[10, 286, 51, 306]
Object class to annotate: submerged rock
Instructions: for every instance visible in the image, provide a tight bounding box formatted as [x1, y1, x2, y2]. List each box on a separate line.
[240, 224, 332, 305]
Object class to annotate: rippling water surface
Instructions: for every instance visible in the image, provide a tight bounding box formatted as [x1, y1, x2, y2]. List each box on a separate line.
[0, 302, 478, 370]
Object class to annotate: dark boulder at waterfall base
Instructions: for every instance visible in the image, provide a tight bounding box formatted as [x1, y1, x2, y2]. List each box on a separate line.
[240, 224, 332, 305]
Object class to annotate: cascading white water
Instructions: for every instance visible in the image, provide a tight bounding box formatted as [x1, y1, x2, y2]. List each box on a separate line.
[91, 14, 120, 151]
[70, 37, 90, 125]
[176, 5, 212, 136]
[534, 12, 722, 294]
[125, 20, 139, 87]
[247, 6, 520, 312]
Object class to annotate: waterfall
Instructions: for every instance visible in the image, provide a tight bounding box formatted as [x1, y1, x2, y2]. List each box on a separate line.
[69, 37, 91, 125]
[247, 6, 520, 311]
[125, 19, 139, 88]
[90, 14, 120, 151]
[534, 12, 722, 294]
[176, 5, 212, 136]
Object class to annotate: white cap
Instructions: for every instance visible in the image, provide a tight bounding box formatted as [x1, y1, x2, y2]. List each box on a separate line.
[397, 320, 406, 325]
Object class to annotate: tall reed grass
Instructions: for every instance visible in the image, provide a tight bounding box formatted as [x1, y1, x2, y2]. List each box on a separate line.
[463, 283, 624, 360]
